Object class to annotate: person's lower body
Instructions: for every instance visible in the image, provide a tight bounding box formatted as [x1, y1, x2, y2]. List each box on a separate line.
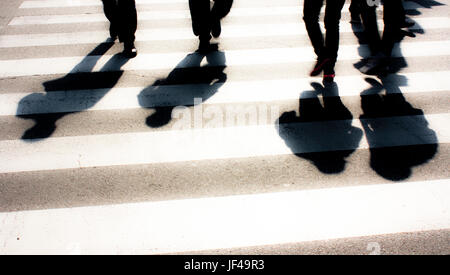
[303, 0, 345, 82]
[102, 0, 119, 39]
[102, 0, 138, 58]
[349, 0, 361, 23]
[210, 0, 233, 37]
[189, 0, 233, 53]
[358, 0, 403, 75]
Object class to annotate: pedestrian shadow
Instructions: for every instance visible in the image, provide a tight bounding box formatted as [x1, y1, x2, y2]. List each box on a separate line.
[349, 0, 441, 180]
[349, 0, 447, 74]
[407, 0, 445, 10]
[16, 39, 130, 141]
[138, 50, 227, 128]
[359, 75, 438, 181]
[278, 82, 363, 174]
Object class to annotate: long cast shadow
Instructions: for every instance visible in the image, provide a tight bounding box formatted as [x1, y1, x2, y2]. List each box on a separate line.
[278, 82, 363, 174]
[17, 40, 130, 141]
[138, 50, 227, 128]
[359, 76, 438, 181]
[350, 0, 440, 180]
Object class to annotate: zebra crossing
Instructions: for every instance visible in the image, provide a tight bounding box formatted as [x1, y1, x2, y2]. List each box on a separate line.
[0, 0, 449, 254]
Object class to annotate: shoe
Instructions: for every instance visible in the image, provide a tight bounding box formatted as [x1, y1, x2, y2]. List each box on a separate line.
[359, 54, 388, 75]
[211, 19, 222, 38]
[197, 39, 214, 54]
[310, 57, 330, 77]
[123, 42, 137, 58]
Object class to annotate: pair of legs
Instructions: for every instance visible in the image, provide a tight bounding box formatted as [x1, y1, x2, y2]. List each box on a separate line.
[189, 0, 233, 52]
[303, 0, 346, 82]
[102, 0, 138, 58]
[349, 0, 363, 23]
[355, 0, 404, 74]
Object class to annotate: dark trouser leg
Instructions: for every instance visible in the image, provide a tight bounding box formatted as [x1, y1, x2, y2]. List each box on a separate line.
[117, 0, 137, 44]
[303, 0, 325, 59]
[323, 0, 345, 69]
[102, 0, 119, 38]
[210, 0, 233, 38]
[349, 0, 359, 14]
[189, 0, 212, 43]
[349, 0, 361, 21]
[102, 0, 117, 23]
[398, 0, 406, 26]
[211, 0, 233, 20]
[358, 0, 382, 56]
[382, 0, 403, 57]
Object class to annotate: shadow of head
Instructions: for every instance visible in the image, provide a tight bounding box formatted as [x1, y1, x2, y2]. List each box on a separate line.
[138, 50, 227, 128]
[278, 82, 363, 174]
[359, 76, 438, 181]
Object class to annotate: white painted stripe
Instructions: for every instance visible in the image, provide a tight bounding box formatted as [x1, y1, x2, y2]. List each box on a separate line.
[1, 179, 449, 254]
[20, 0, 187, 9]
[10, 7, 301, 25]
[3, 71, 449, 116]
[10, 2, 427, 25]
[0, 113, 448, 173]
[0, 40, 449, 78]
[18, 0, 425, 11]
[2, 17, 449, 48]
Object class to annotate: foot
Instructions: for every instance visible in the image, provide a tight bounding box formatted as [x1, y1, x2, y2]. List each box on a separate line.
[359, 54, 388, 75]
[310, 57, 330, 77]
[197, 39, 215, 54]
[123, 42, 137, 58]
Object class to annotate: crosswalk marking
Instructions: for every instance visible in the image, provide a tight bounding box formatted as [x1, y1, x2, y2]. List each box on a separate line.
[10, 2, 430, 25]
[1, 71, 448, 117]
[3, 17, 449, 48]
[20, 0, 187, 9]
[17, 0, 427, 11]
[0, 113, 448, 174]
[0, 40, 449, 78]
[1, 179, 449, 254]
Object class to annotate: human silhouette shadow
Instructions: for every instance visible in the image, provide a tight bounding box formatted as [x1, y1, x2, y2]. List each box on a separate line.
[278, 82, 363, 174]
[359, 76, 438, 181]
[407, 0, 445, 9]
[17, 39, 130, 141]
[138, 50, 227, 128]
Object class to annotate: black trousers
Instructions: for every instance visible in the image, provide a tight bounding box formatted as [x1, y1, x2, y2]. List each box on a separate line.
[189, 0, 233, 41]
[303, 0, 346, 64]
[349, 0, 360, 16]
[353, 0, 404, 56]
[102, 0, 137, 43]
